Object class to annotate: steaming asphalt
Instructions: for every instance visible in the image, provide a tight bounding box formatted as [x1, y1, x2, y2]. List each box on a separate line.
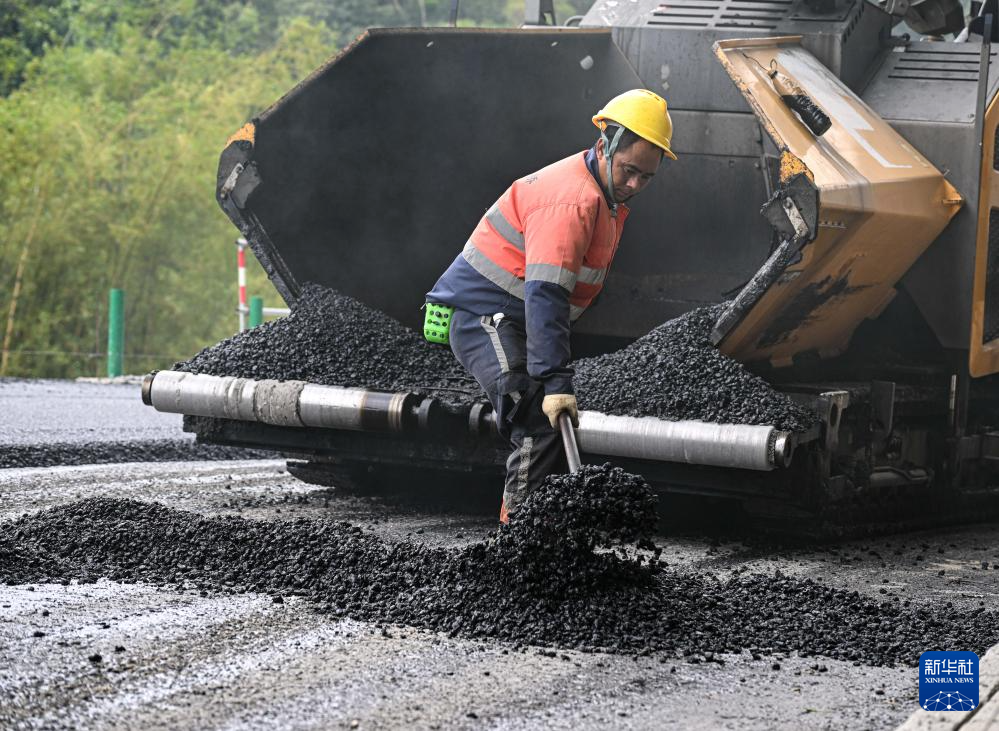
[3, 381, 999, 729]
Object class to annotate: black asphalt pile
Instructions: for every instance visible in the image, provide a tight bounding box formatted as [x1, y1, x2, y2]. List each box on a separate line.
[0, 440, 270, 469]
[175, 283, 478, 406]
[3, 464, 994, 666]
[177, 284, 811, 428]
[574, 305, 815, 431]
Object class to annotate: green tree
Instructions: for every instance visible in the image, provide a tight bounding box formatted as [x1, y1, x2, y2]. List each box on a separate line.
[0, 15, 334, 376]
[0, 0, 71, 95]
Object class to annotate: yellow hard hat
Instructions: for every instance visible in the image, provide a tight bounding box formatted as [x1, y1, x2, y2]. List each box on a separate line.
[592, 89, 677, 161]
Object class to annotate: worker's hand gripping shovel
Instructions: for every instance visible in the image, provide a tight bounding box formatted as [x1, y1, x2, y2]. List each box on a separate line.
[557, 411, 581, 474]
[542, 393, 581, 474]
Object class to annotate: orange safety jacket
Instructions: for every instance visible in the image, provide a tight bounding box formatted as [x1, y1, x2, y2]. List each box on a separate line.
[462, 151, 629, 321]
[427, 149, 629, 394]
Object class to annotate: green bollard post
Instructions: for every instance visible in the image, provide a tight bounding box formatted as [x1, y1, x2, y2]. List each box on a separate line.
[249, 296, 264, 328]
[107, 288, 124, 378]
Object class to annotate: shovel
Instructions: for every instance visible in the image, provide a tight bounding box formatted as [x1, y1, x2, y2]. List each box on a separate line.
[557, 411, 582, 474]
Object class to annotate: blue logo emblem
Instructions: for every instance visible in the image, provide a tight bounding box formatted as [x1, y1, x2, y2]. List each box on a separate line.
[919, 651, 979, 711]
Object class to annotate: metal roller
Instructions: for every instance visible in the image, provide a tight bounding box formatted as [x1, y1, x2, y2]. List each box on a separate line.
[142, 370, 417, 433]
[299, 384, 415, 432]
[144, 371, 792, 470]
[575, 411, 791, 471]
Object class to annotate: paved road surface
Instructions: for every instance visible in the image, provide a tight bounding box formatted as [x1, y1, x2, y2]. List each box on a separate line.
[5, 459, 999, 730]
[3, 381, 998, 729]
[0, 379, 182, 446]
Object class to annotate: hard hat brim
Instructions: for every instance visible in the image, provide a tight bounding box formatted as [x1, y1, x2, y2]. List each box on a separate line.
[593, 115, 678, 161]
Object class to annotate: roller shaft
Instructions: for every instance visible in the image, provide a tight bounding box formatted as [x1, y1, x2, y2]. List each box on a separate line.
[143, 371, 791, 470]
[575, 411, 789, 471]
[143, 370, 415, 432]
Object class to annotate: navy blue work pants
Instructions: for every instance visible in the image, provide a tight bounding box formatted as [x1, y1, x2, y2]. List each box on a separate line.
[449, 308, 567, 517]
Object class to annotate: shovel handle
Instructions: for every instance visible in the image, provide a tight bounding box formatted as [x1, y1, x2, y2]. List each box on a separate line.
[557, 411, 582, 474]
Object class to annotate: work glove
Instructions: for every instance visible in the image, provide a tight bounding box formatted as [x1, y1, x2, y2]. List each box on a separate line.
[542, 394, 579, 429]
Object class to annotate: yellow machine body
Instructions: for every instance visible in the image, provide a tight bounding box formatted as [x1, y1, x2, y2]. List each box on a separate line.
[713, 37, 963, 368]
[971, 94, 999, 377]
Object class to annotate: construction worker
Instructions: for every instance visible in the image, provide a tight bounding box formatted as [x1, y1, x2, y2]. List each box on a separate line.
[426, 89, 676, 523]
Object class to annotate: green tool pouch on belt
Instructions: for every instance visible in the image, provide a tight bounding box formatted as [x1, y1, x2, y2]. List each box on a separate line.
[423, 302, 455, 345]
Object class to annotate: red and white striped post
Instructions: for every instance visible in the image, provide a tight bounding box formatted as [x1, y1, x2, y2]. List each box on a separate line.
[236, 237, 248, 331]
[233, 236, 290, 331]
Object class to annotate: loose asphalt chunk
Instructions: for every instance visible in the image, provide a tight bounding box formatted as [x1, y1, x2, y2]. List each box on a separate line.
[0, 440, 269, 469]
[2, 464, 991, 666]
[573, 304, 814, 432]
[177, 284, 814, 430]
[175, 283, 480, 408]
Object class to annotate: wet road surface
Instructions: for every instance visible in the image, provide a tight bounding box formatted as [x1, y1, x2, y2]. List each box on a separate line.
[4, 459, 999, 730]
[0, 379, 180, 446]
[0, 379, 265, 468]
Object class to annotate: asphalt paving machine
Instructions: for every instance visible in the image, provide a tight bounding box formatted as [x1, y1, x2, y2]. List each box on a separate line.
[145, 0, 999, 524]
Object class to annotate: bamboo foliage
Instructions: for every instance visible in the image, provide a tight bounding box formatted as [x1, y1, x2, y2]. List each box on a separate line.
[1, 175, 49, 375]
[0, 18, 333, 376]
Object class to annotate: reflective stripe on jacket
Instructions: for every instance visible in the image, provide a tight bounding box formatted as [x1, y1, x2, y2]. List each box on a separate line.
[427, 149, 629, 395]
